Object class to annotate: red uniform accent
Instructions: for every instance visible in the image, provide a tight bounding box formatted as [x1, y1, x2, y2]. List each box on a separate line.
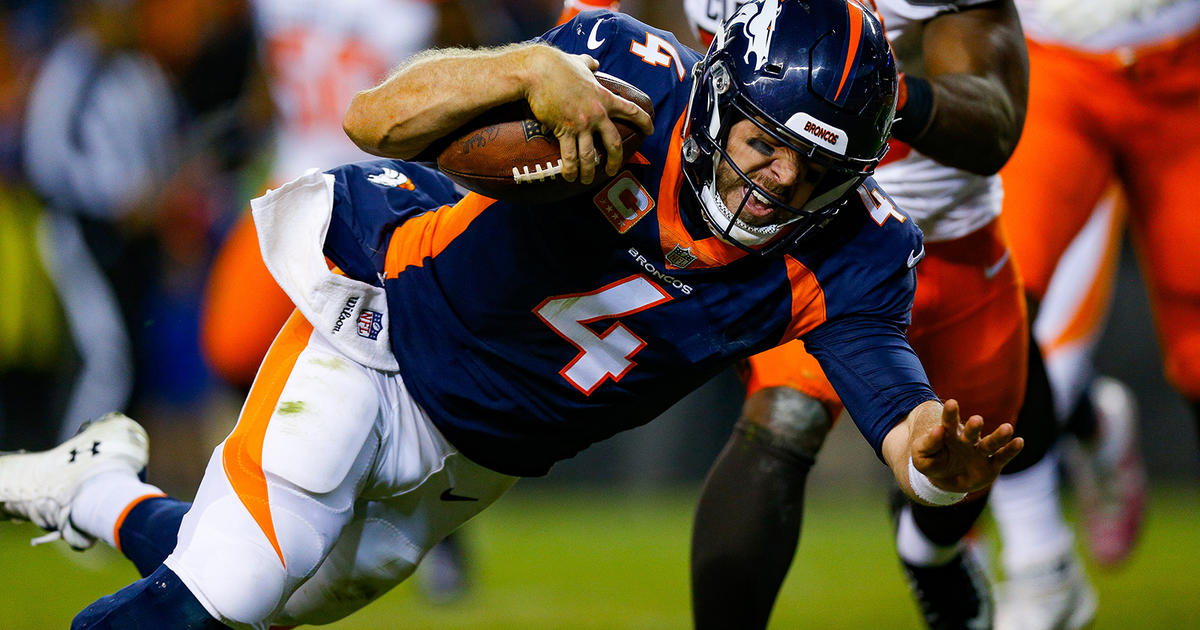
[747, 219, 1027, 429]
[1000, 31, 1200, 397]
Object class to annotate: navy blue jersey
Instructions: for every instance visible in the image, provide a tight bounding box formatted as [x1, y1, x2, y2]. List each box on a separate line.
[322, 11, 935, 477]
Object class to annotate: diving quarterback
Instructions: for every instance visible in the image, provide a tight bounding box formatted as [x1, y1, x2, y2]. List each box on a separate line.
[682, 1, 1094, 629]
[0, 2, 1021, 628]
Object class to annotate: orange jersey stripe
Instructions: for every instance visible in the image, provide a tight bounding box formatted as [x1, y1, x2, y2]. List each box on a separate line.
[835, 2, 865, 102]
[383, 193, 496, 276]
[780, 255, 827, 342]
[112, 492, 168, 553]
[222, 309, 314, 568]
[656, 113, 752, 269]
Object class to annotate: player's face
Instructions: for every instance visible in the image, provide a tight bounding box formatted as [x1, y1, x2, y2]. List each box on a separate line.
[715, 118, 827, 228]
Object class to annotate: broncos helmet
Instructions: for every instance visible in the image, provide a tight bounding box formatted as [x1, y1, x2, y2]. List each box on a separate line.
[681, 0, 897, 255]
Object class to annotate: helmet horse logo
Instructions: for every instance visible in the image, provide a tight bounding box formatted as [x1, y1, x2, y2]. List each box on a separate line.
[726, 0, 782, 70]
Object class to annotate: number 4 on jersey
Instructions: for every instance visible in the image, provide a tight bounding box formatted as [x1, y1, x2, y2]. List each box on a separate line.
[630, 32, 686, 81]
[535, 275, 673, 395]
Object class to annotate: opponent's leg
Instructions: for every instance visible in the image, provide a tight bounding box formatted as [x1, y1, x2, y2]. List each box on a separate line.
[691, 381, 835, 630]
[898, 220, 1030, 630]
[992, 334, 1097, 630]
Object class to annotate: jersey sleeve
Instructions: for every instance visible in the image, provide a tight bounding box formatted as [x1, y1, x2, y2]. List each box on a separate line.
[803, 307, 936, 459]
[323, 160, 462, 284]
[537, 10, 700, 98]
[798, 187, 936, 458]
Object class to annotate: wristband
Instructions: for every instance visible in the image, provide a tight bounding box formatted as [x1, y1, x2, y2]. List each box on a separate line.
[908, 456, 967, 506]
[891, 74, 936, 143]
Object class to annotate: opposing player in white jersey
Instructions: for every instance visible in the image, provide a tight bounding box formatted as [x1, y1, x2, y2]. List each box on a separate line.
[683, 1, 1091, 629]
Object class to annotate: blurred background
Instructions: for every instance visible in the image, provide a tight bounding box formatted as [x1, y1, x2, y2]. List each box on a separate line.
[0, 0, 1195, 627]
[0, 0, 706, 495]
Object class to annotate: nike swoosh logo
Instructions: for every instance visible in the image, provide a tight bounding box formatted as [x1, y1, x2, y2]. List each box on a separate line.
[907, 245, 925, 268]
[440, 488, 478, 502]
[587, 21, 606, 50]
[983, 250, 1010, 279]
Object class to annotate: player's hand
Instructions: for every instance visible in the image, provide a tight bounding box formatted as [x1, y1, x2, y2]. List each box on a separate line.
[911, 399, 1024, 495]
[524, 49, 654, 185]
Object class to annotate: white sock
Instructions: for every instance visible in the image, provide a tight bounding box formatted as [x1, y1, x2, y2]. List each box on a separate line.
[895, 504, 960, 566]
[70, 470, 166, 549]
[990, 449, 1075, 574]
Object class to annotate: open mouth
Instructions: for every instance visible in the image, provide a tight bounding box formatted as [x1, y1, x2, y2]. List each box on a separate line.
[740, 185, 783, 221]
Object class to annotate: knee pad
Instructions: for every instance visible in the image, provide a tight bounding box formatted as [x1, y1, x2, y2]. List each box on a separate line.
[169, 495, 291, 626]
[741, 386, 834, 460]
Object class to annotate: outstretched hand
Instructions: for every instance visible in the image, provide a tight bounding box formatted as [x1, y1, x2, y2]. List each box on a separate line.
[524, 50, 654, 185]
[911, 399, 1024, 495]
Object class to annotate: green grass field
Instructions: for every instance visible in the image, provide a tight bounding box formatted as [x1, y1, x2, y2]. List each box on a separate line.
[1, 484, 1196, 629]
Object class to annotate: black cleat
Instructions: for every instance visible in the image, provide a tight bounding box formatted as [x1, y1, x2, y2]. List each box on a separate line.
[891, 492, 993, 630]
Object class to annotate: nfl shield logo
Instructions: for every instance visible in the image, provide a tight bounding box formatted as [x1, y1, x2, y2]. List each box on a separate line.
[357, 310, 383, 340]
[665, 244, 697, 269]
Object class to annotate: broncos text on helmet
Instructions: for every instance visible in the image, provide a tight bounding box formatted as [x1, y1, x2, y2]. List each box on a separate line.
[681, 0, 898, 255]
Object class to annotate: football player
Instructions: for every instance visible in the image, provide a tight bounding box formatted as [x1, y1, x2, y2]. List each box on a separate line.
[682, 1, 1094, 629]
[994, 0, 1200, 622]
[0, 2, 1021, 627]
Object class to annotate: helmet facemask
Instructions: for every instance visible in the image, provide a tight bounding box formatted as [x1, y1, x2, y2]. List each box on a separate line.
[680, 0, 897, 257]
[683, 60, 875, 256]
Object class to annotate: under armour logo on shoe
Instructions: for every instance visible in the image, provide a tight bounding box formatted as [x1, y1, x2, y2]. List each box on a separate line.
[67, 441, 101, 463]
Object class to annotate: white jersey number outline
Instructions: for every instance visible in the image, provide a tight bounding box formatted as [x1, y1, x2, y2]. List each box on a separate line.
[630, 32, 686, 81]
[867, 186, 906, 226]
[535, 275, 673, 394]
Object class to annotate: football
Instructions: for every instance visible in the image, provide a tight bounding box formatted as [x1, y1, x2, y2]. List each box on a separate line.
[435, 72, 654, 203]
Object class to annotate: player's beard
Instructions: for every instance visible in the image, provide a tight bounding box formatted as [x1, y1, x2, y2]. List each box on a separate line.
[713, 159, 793, 229]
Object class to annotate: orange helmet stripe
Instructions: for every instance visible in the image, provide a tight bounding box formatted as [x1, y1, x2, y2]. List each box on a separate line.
[834, 2, 865, 102]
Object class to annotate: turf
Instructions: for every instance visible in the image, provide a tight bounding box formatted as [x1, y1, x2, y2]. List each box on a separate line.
[0, 484, 1195, 629]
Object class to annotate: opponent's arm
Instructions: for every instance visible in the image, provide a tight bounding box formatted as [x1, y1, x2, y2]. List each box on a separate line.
[343, 42, 652, 184]
[893, 0, 1028, 174]
[882, 399, 1023, 505]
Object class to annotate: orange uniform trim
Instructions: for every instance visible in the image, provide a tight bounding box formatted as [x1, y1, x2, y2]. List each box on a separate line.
[780, 255, 827, 343]
[656, 114, 752, 269]
[383, 194, 495, 276]
[835, 2, 865, 102]
[112, 492, 168, 553]
[222, 309, 314, 568]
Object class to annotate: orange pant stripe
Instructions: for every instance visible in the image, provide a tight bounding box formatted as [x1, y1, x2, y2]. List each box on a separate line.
[221, 309, 313, 568]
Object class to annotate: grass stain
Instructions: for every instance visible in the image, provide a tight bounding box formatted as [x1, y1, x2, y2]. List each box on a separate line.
[277, 401, 306, 415]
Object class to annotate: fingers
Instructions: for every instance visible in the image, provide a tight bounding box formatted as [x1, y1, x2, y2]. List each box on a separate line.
[978, 422, 1023, 471]
[989, 437, 1025, 469]
[578, 131, 598, 185]
[976, 422, 1014, 453]
[558, 134, 579, 183]
[940, 398, 961, 429]
[597, 119, 624, 177]
[611, 95, 654, 137]
[961, 415, 985, 443]
[577, 54, 599, 71]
